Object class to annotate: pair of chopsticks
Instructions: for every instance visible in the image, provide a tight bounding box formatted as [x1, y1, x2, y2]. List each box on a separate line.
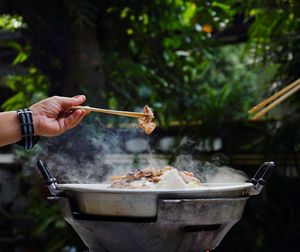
[71, 106, 146, 118]
[248, 78, 300, 120]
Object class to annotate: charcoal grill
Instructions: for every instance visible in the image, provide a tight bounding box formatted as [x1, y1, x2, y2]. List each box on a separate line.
[37, 161, 274, 252]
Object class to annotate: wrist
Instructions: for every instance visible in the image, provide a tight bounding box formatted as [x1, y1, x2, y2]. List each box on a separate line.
[30, 107, 40, 136]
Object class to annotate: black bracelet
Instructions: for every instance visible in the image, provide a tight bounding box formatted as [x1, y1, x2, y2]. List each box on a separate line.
[17, 108, 39, 149]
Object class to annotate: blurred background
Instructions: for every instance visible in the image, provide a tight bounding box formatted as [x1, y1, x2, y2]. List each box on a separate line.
[0, 0, 299, 251]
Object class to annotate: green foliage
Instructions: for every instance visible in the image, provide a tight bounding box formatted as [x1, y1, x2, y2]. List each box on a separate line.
[0, 40, 30, 64]
[103, 43, 258, 128]
[243, 0, 300, 157]
[245, 0, 300, 83]
[99, 0, 259, 127]
[1, 67, 49, 111]
[0, 14, 26, 31]
[0, 14, 49, 110]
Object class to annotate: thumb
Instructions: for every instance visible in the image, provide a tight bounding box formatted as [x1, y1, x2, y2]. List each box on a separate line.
[57, 95, 86, 109]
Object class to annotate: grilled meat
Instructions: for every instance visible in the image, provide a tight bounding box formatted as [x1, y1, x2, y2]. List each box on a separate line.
[138, 105, 156, 134]
[110, 165, 201, 189]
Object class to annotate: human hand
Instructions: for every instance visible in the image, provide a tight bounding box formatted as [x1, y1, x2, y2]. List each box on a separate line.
[30, 95, 89, 137]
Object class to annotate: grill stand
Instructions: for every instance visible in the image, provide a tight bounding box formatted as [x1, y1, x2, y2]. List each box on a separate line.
[52, 196, 248, 252]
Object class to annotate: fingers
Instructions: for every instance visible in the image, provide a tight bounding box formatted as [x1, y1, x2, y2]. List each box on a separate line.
[59, 109, 88, 132]
[55, 95, 86, 109]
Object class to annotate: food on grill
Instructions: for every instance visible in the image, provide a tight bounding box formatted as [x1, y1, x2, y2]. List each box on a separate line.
[109, 165, 201, 189]
[138, 105, 156, 134]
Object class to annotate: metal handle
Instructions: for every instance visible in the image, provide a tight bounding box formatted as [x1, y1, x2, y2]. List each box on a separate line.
[250, 161, 275, 195]
[37, 160, 62, 196]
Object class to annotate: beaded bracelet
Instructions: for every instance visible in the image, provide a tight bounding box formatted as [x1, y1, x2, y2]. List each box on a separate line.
[17, 108, 39, 149]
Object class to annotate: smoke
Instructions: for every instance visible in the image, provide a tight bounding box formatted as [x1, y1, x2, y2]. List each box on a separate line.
[26, 121, 248, 184]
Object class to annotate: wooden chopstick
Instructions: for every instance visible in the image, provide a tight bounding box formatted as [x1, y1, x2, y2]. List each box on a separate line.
[249, 78, 300, 120]
[71, 106, 147, 118]
[249, 78, 300, 114]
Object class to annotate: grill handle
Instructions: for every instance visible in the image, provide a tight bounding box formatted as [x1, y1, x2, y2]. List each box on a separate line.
[37, 160, 62, 196]
[250, 161, 275, 195]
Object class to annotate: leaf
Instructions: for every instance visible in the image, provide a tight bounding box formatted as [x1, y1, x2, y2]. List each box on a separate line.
[12, 51, 28, 65]
[1, 92, 27, 111]
[181, 2, 197, 25]
[212, 1, 235, 16]
[1, 67, 49, 111]
[108, 96, 118, 109]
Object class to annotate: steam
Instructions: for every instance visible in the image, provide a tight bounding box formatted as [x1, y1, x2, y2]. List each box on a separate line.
[173, 155, 248, 183]
[26, 122, 248, 184]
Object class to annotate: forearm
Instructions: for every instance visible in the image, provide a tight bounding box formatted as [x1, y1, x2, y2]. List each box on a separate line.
[0, 111, 22, 147]
[0, 95, 87, 148]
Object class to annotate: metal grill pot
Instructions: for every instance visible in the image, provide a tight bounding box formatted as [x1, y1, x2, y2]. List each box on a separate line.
[58, 183, 253, 217]
[37, 161, 274, 252]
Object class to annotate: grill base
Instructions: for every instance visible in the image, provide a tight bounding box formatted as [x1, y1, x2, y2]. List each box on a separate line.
[53, 196, 248, 252]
